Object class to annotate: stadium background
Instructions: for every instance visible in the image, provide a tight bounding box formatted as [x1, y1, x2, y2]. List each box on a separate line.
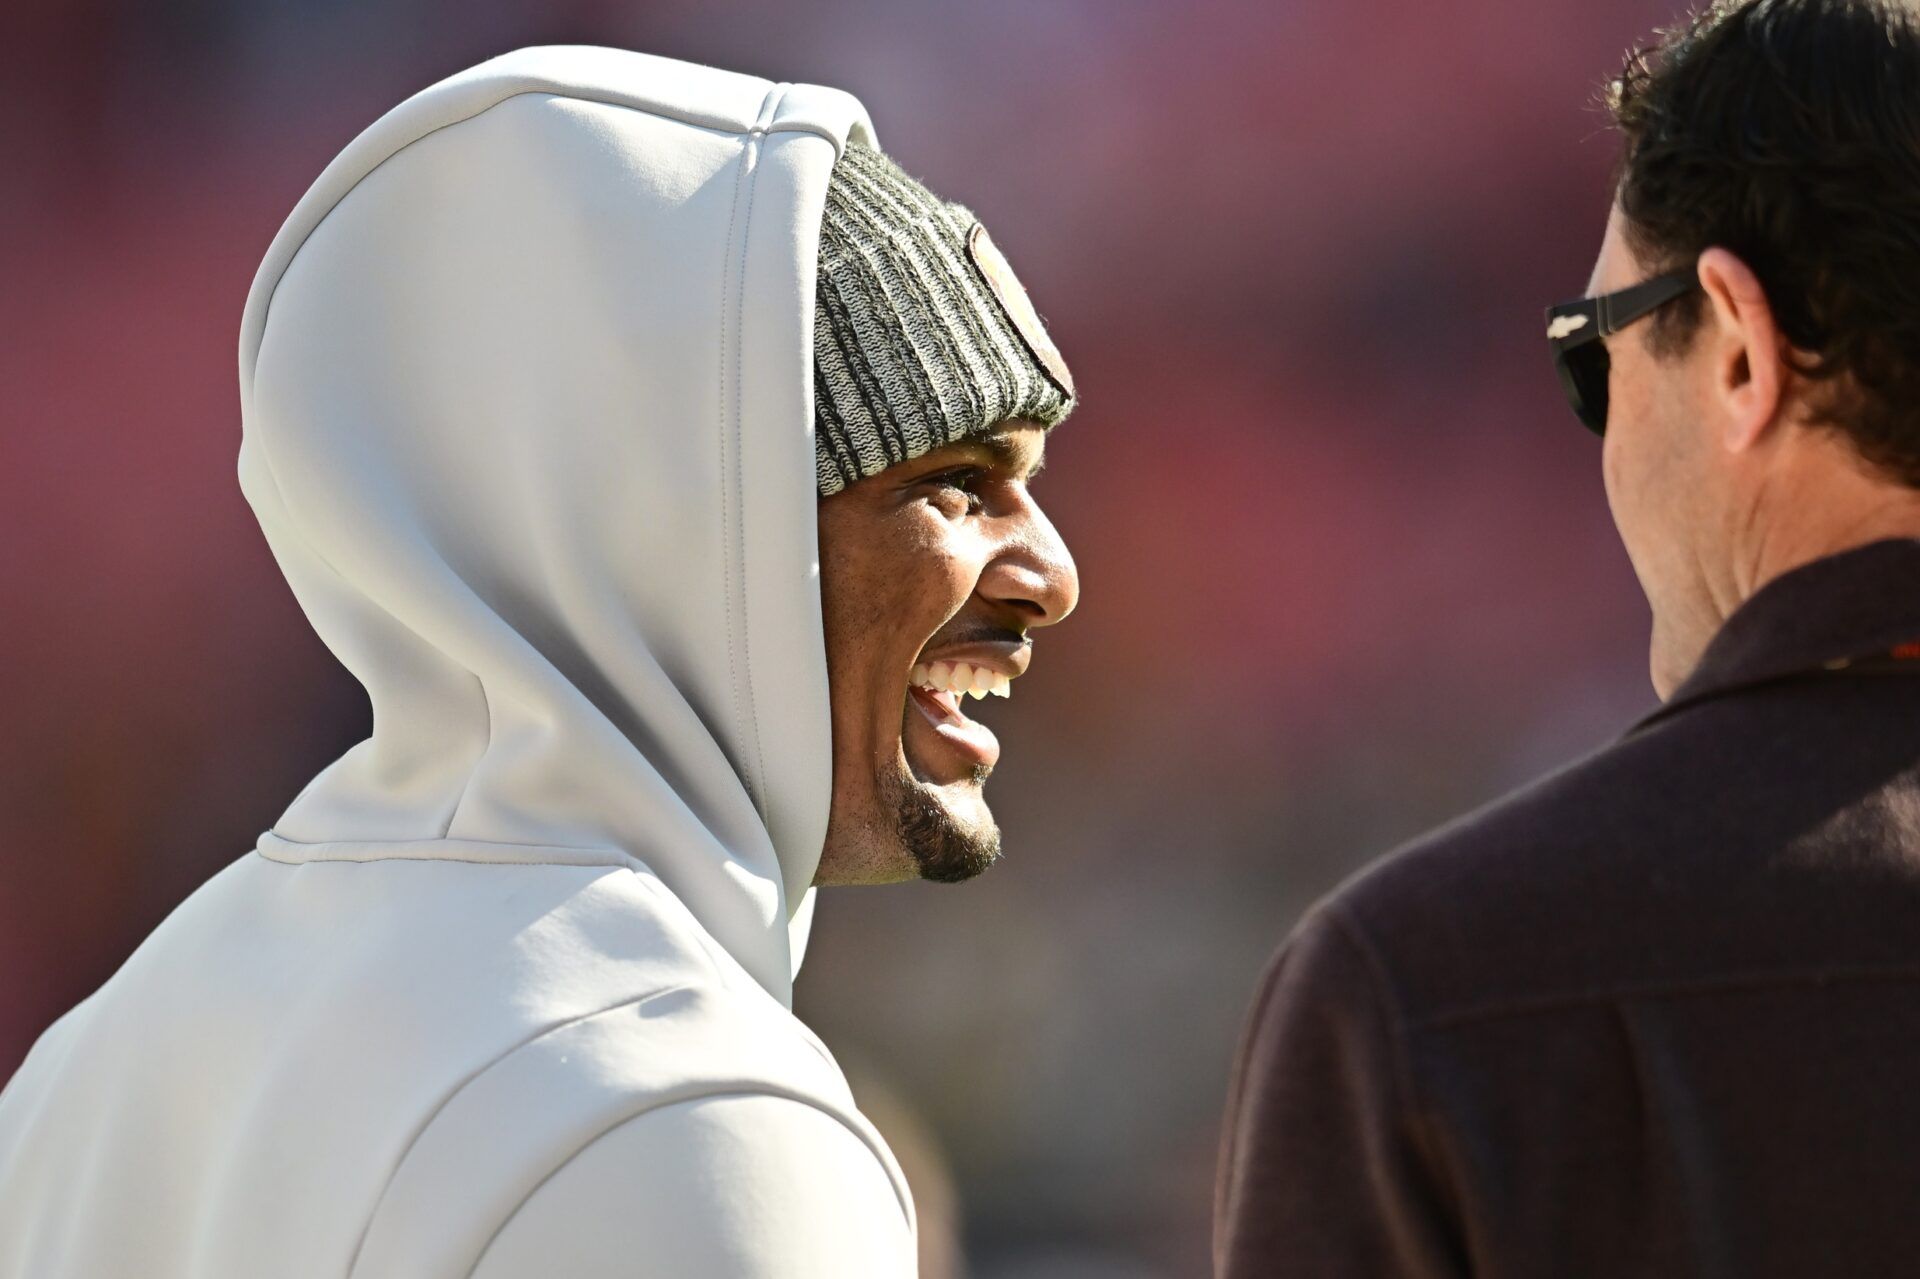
[2, 0, 1679, 1274]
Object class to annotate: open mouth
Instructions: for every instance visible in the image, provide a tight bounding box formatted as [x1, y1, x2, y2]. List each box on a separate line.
[903, 659, 1020, 776]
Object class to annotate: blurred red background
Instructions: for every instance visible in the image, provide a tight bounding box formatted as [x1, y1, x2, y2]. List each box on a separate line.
[1, 1, 1676, 1273]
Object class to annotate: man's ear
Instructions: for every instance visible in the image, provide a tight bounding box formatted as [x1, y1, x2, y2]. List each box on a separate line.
[1696, 247, 1789, 453]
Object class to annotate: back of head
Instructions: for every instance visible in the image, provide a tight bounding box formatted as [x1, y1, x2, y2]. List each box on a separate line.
[1609, 0, 1920, 484]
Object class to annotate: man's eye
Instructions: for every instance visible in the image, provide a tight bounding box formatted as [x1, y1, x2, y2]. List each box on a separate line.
[923, 467, 986, 506]
[929, 467, 982, 491]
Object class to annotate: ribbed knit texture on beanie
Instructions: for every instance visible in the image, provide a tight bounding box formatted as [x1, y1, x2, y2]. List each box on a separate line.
[813, 142, 1075, 496]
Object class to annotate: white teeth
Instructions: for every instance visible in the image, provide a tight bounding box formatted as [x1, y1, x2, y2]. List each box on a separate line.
[909, 659, 1020, 698]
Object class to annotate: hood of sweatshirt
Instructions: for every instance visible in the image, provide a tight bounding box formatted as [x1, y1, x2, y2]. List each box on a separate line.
[238, 46, 875, 1005]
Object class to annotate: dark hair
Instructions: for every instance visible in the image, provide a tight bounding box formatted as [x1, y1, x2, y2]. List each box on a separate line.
[1610, 0, 1920, 484]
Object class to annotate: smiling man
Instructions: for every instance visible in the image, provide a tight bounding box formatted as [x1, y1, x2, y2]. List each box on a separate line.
[812, 140, 1078, 890]
[0, 48, 1075, 1279]
[819, 424, 1062, 886]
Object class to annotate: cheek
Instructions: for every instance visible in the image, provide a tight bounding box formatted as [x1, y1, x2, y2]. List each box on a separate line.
[1600, 386, 1637, 522]
[866, 538, 963, 635]
[1603, 352, 1705, 564]
[883, 521, 983, 653]
[1601, 352, 1661, 510]
[820, 509, 983, 696]
[1601, 413, 1647, 530]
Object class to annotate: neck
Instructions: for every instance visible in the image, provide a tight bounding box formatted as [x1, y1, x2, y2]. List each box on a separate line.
[1654, 440, 1920, 700]
[1730, 447, 1920, 613]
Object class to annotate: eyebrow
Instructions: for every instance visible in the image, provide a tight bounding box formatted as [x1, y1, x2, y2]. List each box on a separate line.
[973, 433, 1047, 481]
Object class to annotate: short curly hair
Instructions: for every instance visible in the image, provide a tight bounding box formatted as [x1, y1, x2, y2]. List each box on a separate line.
[1610, 0, 1920, 485]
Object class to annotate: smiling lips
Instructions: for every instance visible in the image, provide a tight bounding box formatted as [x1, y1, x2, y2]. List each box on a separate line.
[902, 653, 1025, 776]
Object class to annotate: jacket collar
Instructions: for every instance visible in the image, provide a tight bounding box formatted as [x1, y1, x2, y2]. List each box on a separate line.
[1636, 538, 1920, 730]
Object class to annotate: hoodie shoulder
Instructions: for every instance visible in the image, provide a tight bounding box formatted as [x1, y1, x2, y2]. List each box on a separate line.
[351, 980, 909, 1277]
[469, 1092, 916, 1278]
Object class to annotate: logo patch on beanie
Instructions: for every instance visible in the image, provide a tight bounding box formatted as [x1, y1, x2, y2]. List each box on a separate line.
[967, 223, 1075, 399]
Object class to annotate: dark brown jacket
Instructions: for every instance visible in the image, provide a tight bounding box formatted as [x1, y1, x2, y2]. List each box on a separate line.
[1217, 539, 1920, 1279]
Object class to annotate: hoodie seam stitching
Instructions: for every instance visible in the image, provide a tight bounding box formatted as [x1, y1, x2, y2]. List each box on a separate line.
[257, 832, 622, 854]
[464, 1090, 914, 1277]
[717, 85, 784, 824]
[253, 848, 619, 869]
[716, 111, 751, 812]
[736, 92, 781, 819]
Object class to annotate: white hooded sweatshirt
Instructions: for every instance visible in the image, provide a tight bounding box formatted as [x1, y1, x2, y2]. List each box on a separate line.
[0, 47, 917, 1278]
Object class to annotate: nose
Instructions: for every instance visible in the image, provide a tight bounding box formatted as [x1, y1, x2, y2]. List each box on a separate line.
[978, 491, 1079, 628]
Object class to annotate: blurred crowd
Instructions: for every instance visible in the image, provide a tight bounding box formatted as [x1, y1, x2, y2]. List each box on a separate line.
[2, 0, 1678, 1273]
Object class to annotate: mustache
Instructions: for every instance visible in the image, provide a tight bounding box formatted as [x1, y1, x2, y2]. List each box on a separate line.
[920, 621, 1028, 651]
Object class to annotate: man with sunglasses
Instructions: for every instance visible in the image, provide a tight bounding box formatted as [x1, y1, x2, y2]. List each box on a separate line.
[1217, 2, 1920, 1276]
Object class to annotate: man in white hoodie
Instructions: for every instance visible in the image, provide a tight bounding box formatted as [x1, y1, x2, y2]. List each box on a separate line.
[0, 46, 1078, 1279]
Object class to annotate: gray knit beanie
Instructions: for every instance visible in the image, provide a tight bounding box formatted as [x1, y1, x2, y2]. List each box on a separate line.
[812, 141, 1076, 496]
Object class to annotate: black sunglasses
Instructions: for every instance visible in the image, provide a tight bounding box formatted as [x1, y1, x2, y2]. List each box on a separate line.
[1545, 269, 1700, 435]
